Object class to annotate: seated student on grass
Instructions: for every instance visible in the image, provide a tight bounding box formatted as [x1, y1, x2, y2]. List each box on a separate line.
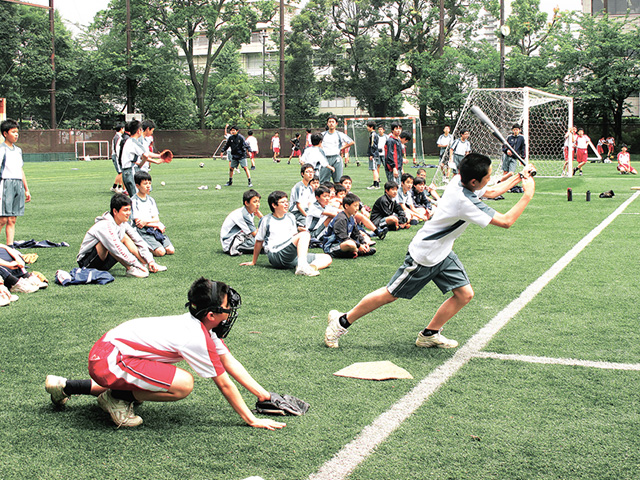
[324, 154, 537, 350]
[370, 181, 409, 231]
[306, 185, 338, 242]
[289, 164, 315, 227]
[322, 193, 376, 259]
[617, 145, 637, 174]
[44, 277, 287, 430]
[411, 176, 433, 219]
[220, 189, 263, 256]
[416, 168, 441, 204]
[397, 173, 429, 225]
[240, 191, 332, 276]
[130, 172, 174, 257]
[300, 133, 326, 175]
[76, 193, 165, 278]
[0, 243, 46, 293]
[337, 175, 387, 240]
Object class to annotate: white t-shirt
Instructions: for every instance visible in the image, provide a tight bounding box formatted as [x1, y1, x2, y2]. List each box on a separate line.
[395, 188, 414, 207]
[256, 213, 298, 253]
[301, 146, 327, 170]
[289, 181, 313, 214]
[271, 136, 280, 149]
[576, 135, 591, 149]
[220, 206, 257, 252]
[437, 134, 452, 148]
[121, 137, 146, 169]
[321, 130, 353, 157]
[104, 313, 229, 379]
[247, 136, 259, 153]
[0, 143, 24, 179]
[451, 139, 471, 156]
[408, 176, 495, 267]
[618, 151, 631, 167]
[131, 194, 159, 223]
[378, 134, 388, 155]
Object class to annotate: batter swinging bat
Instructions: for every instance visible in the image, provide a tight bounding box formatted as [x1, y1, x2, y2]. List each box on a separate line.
[470, 105, 533, 175]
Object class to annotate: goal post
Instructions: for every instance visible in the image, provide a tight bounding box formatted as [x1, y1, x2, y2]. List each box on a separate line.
[75, 141, 110, 161]
[431, 87, 573, 187]
[344, 116, 425, 166]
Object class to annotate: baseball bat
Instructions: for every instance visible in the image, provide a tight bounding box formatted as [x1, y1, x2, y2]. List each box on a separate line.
[470, 105, 532, 173]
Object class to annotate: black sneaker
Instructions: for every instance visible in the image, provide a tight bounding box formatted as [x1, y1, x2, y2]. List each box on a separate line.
[248, 181, 253, 187]
[224, 181, 232, 186]
[375, 227, 388, 240]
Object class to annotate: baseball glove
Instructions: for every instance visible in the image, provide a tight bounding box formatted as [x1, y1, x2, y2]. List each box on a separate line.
[22, 253, 38, 264]
[160, 150, 173, 162]
[255, 392, 310, 416]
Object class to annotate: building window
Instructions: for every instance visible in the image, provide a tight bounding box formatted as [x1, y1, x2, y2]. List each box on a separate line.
[593, 0, 640, 15]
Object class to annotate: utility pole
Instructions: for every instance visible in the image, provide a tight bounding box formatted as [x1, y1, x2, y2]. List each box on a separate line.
[279, 0, 285, 136]
[126, 0, 134, 114]
[499, 0, 506, 89]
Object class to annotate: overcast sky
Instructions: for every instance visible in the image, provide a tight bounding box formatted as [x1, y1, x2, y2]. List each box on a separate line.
[46, 0, 583, 36]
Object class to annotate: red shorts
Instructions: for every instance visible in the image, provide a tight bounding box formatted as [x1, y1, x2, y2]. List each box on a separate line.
[292, 149, 301, 157]
[576, 148, 588, 163]
[249, 152, 256, 160]
[88, 336, 176, 392]
[273, 148, 280, 154]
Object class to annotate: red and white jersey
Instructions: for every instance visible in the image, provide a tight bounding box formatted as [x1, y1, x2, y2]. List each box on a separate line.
[103, 313, 229, 378]
[576, 135, 591, 149]
[618, 151, 631, 166]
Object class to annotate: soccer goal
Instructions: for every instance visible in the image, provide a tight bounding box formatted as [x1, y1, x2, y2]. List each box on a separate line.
[75, 141, 110, 161]
[344, 116, 425, 166]
[431, 87, 573, 187]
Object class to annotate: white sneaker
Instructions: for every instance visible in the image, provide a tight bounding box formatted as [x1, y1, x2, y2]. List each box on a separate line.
[126, 266, 149, 278]
[415, 330, 458, 348]
[45, 375, 70, 407]
[325, 310, 348, 348]
[26, 275, 47, 289]
[11, 278, 39, 293]
[150, 262, 167, 272]
[295, 264, 319, 277]
[97, 390, 143, 427]
[110, 186, 117, 193]
[0, 294, 9, 307]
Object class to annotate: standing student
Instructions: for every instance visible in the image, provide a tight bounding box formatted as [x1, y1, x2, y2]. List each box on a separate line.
[300, 133, 326, 174]
[120, 120, 150, 197]
[320, 115, 354, 183]
[384, 125, 411, 184]
[437, 125, 453, 180]
[563, 126, 577, 176]
[271, 132, 281, 162]
[606, 135, 615, 158]
[110, 123, 125, 193]
[304, 128, 312, 150]
[449, 130, 471, 176]
[325, 154, 536, 349]
[573, 128, 596, 176]
[246, 130, 259, 170]
[0, 119, 31, 247]
[288, 133, 302, 164]
[366, 122, 382, 190]
[224, 126, 253, 187]
[500, 125, 526, 183]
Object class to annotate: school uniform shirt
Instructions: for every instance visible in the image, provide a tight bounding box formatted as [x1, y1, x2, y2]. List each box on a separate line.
[437, 134, 452, 148]
[289, 181, 313, 215]
[368, 132, 380, 158]
[120, 137, 146, 169]
[220, 206, 257, 252]
[451, 138, 471, 157]
[0, 143, 23, 180]
[378, 134, 388, 156]
[408, 176, 495, 267]
[137, 136, 154, 172]
[306, 201, 335, 239]
[395, 188, 414, 207]
[321, 131, 353, 157]
[103, 313, 229, 379]
[255, 213, 298, 253]
[131, 194, 160, 223]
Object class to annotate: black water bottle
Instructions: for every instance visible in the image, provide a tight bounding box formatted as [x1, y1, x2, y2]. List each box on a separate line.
[567, 188, 572, 201]
[586, 190, 591, 202]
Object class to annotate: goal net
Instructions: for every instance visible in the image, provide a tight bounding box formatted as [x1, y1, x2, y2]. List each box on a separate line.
[344, 116, 425, 166]
[431, 87, 573, 187]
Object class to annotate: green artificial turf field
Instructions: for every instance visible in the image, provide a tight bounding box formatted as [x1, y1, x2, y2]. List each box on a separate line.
[1, 156, 639, 480]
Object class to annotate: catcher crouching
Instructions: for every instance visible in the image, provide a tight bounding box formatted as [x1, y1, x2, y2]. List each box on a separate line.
[44, 277, 308, 429]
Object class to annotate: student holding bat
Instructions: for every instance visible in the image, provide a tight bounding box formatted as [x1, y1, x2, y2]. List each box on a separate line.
[325, 154, 536, 350]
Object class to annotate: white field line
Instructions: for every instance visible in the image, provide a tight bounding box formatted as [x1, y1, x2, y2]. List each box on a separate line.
[474, 351, 640, 371]
[309, 190, 640, 480]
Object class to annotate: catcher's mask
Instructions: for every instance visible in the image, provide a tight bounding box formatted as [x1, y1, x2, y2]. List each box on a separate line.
[186, 280, 242, 338]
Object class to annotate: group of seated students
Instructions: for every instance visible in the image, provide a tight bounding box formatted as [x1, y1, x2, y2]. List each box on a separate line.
[220, 163, 441, 277]
[0, 243, 49, 305]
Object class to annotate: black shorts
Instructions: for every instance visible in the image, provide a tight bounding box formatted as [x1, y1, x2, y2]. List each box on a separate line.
[77, 245, 118, 271]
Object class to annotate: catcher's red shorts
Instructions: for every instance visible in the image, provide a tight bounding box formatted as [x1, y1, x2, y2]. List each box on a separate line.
[88, 335, 176, 392]
[576, 148, 588, 163]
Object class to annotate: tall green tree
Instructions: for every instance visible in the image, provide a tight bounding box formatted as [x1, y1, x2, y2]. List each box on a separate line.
[143, 0, 275, 129]
[559, 12, 640, 140]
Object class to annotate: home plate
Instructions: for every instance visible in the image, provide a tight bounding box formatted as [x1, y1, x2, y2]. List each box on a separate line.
[333, 361, 413, 381]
